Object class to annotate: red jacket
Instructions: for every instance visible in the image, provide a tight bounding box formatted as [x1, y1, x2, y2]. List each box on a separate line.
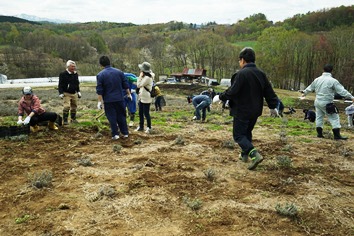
[18, 95, 45, 116]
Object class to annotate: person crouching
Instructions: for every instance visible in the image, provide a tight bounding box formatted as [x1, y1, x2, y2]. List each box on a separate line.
[17, 87, 58, 132]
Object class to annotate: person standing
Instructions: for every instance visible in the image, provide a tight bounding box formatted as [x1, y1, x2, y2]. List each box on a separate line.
[17, 86, 58, 132]
[192, 95, 211, 122]
[96, 56, 131, 140]
[301, 64, 354, 140]
[213, 47, 279, 170]
[58, 60, 81, 125]
[135, 62, 153, 134]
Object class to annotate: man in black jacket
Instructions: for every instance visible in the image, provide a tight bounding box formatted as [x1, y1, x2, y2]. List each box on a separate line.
[214, 47, 279, 170]
[58, 60, 81, 124]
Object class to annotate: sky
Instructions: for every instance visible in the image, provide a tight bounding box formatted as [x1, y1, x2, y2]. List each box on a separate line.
[0, 0, 353, 24]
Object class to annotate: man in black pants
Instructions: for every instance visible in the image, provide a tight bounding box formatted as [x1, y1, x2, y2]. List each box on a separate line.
[214, 47, 279, 170]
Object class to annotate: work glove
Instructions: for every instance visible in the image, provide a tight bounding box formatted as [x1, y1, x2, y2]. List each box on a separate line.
[59, 94, 64, 99]
[17, 119, 23, 125]
[270, 108, 279, 117]
[127, 94, 132, 101]
[77, 92, 82, 98]
[97, 101, 103, 110]
[212, 95, 220, 103]
[23, 116, 31, 125]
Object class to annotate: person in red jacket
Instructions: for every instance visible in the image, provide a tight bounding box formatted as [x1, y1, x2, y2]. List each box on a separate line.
[17, 87, 58, 132]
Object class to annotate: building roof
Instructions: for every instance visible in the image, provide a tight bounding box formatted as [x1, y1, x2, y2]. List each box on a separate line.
[171, 68, 206, 77]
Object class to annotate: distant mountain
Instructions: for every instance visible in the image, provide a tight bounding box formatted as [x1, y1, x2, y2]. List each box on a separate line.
[15, 14, 73, 24]
[0, 15, 40, 24]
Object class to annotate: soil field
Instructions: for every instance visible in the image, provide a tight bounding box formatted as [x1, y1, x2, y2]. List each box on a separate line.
[0, 84, 353, 236]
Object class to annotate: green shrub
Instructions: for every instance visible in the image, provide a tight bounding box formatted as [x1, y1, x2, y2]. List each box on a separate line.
[183, 196, 203, 211]
[113, 144, 123, 153]
[174, 135, 185, 145]
[28, 170, 53, 188]
[275, 202, 299, 218]
[77, 157, 93, 167]
[276, 156, 292, 168]
[203, 168, 216, 181]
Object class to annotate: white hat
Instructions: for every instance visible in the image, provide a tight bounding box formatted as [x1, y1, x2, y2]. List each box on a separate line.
[22, 86, 33, 95]
[138, 62, 152, 73]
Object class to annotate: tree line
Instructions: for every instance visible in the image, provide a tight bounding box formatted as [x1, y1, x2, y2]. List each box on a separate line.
[0, 5, 352, 92]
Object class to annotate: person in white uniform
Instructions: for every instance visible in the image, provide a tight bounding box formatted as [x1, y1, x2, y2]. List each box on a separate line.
[301, 64, 354, 140]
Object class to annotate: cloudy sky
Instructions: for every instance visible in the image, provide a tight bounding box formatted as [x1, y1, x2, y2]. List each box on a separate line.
[0, 0, 352, 24]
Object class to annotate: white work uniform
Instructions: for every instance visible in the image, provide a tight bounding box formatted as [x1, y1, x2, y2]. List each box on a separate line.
[303, 72, 354, 129]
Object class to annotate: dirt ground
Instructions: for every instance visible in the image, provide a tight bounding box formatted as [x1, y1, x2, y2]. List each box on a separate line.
[0, 84, 353, 236]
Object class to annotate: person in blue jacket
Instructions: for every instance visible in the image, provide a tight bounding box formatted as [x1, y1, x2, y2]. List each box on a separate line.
[96, 56, 132, 140]
[192, 95, 211, 122]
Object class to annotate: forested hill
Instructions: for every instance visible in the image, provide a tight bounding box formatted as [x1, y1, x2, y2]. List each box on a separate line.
[282, 5, 354, 32]
[0, 15, 40, 25]
[0, 5, 353, 93]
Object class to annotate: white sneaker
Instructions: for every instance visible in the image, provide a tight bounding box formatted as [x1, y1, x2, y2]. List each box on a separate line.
[192, 116, 197, 120]
[129, 121, 134, 127]
[123, 134, 129, 138]
[112, 135, 119, 140]
[145, 128, 151, 134]
[135, 126, 143, 131]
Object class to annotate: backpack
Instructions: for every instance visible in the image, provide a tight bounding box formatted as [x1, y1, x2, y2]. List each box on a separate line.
[144, 85, 157, 98]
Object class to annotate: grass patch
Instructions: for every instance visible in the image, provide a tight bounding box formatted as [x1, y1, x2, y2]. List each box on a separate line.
[206, 124, 223, 131]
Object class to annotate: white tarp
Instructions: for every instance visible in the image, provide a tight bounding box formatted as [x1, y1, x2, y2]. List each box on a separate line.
[0, 76, 96, 88]
[0, 74, 7, 84]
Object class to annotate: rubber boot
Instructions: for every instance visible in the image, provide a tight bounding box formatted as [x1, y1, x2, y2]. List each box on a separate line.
[48, 121, 58, 130]
[30, 125, 40, 133]
[71, 112, 78, 123]
[316, 127, 324, 138]
[332, 128, 347, 140]
[239, 151, 249, 163]
[63, 112, 69, 125]
[248, 149, 264, 170]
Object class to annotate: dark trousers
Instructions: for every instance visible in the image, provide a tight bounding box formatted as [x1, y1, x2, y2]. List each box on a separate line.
[138, 102, 151, 129]
[232, 116, 258, 155]
[155, 96, 162, 111]
[104, 101, 129, 137]
[29, 112, 57, 126]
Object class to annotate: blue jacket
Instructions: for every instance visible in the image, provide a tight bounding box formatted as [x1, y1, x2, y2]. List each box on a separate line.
[192, 95, 211, 107]
[96, 66, 129, 103]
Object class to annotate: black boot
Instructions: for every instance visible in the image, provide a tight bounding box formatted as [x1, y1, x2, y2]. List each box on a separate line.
[316, 127, 324, 138]
[71, 112, 78, 123]
[63, 112, 69, 125]
[332, 128, 348, 140]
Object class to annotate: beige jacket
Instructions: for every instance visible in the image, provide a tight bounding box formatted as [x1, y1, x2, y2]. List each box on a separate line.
[137, 75, 153, 103]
